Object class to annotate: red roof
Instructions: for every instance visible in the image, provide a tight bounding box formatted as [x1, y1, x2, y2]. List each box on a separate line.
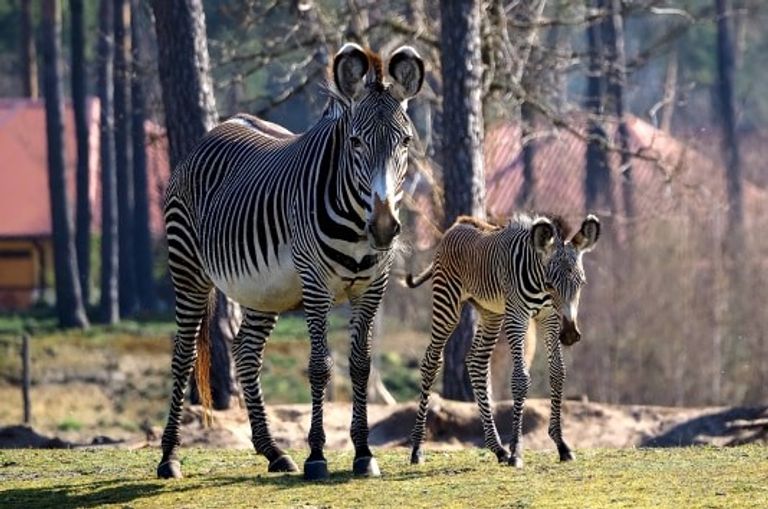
[0, 97, 170, 239]
[410, 114, 768, 248]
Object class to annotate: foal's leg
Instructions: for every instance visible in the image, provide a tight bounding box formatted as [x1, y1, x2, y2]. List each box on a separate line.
[539, 311, 574, 461]
[466, 309, 508, 462]
[410, 279, 462, 465]
[233, 309, 299, 473]
[505, 309, 532, 468]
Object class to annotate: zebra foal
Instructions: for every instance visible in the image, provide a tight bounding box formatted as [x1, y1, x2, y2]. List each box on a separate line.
[407, 213, 600, 468]
[158, 43, 424, 481]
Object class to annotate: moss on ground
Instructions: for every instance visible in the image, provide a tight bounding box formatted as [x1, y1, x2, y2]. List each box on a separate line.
[0, 446, 766, 508]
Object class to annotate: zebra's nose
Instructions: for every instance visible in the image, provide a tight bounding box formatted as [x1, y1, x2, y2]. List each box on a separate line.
[368, 216, 400, 250]
[368, 195, 400, 250]
[559, 319, 581, 346]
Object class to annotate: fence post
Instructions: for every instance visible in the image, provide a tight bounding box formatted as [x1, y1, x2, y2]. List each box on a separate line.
[22, 333, 31, 425]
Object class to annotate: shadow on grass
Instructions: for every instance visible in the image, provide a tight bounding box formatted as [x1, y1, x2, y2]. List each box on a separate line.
[0, 476, 246, 509]
[641, 406, 767, 447]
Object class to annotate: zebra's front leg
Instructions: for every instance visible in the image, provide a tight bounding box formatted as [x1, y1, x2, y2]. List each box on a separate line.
[467, 310, 508, 463]
[303, 296, 334, 481]
[347, 278, 389, 477]
[233, 309, 299, 474]
[540, 312, 574, 462]
[505, 311, 532, 468]
[410, 281, 462, 465]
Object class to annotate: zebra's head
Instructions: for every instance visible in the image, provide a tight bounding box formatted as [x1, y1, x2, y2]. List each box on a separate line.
[332, 43, 425, 251]
[531, 215, 601, 346]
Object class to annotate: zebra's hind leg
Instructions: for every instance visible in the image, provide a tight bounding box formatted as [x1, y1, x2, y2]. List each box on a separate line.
[410, 279, 462, 465]
[540, 312, 575, 462]
[466, 310, 508, 463]
[348, 279, 388, 477]
[504, 310, 532, 469]
[233, 309, 299, 474]
[157, 289, 212, 479]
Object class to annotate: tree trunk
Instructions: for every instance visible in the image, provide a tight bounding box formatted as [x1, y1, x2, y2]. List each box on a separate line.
[20, 0, 38, 99]
[98, 0, 120, 324]
[660, 47, 678, 133]
[71, 0, 91, 307]
[150, 0, 237, 409]
[584, 0, 613, 214]
[520, 100, 537, 208]
[150, 0, 217, 165]
[439, 0, 485, 402]
[715, 0, 744, 405]
[603, 0, 635, 230]
[114, 0, 137, 316]
[41, 0, 89, 329]
[130, 0, 156, 313]
[715, 0, 744, 252]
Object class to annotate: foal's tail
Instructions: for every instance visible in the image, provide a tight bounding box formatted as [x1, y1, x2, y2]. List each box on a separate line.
[195, 291, 215, 427]
[405, 263, 434, 288]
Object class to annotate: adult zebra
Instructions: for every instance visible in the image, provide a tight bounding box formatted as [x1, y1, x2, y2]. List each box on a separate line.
[158, 43, 424, 480]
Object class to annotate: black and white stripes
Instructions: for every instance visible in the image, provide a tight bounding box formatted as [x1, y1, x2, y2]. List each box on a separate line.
[157, 43, 424, 481]
[407, 213, 600, 468]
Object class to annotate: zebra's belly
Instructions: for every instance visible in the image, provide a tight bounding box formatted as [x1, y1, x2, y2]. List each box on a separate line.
[465, 293, 506, 315]
[211, 249, 303, 313]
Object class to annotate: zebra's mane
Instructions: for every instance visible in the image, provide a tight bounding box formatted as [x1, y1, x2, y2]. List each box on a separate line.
[508, 212, 572, 239]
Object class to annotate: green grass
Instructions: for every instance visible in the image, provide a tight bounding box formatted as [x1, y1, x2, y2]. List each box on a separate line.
[0, 446, 766, 508]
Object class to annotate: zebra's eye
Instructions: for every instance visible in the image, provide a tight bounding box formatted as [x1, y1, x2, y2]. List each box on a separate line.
[402, 136, 412, 148]
[349, 135, 363, 149]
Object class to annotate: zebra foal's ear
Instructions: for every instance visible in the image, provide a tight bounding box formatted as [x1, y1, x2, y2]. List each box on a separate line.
[333, 43, 370, 100]
[388, 46, 425, 101]
[531, 218, 556, 259]
[571, 214, 600, 252]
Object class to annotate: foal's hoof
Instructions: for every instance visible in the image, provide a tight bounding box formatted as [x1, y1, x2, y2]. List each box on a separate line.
[410, 448, 425, 465]
[495, 449, 511, 463]
[303, 459, 330, 481]
[559, 449, 576, 462]
[269, 455, 299, 473]
[353, 456, 380, 477]
[508, 455, 524, 469]
[157, 459, 183, 479]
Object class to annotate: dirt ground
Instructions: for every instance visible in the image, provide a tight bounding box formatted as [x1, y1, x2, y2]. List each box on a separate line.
[3, 395, 766, 453]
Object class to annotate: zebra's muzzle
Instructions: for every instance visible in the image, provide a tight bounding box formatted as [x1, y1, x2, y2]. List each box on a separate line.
[559, 318, 581, 346]
[367, 195, 401, 250]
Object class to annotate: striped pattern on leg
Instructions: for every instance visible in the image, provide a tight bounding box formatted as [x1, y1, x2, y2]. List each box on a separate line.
[409, 277, 462, 464]
[505, 310, 531, 468]
[466, 310, 507, 462]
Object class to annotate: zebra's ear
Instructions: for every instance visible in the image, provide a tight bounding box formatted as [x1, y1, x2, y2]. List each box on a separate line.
[388, 46, 425, 102]
[571, 214, 601, 252]
[531, 218, 556, 259]
[333, 43, 370, 100]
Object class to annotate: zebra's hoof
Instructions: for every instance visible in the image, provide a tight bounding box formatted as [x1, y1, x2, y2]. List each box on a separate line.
[303, 459, 330, 481]
[269, 455, 299, 473]
[353, 456, 380, 477]
[559, 450, 576, 462]
[157, 459, 182, 479]
[496, 449, 511, 463]
[410, 448, 424, 465]
[508, 455, 524, 469]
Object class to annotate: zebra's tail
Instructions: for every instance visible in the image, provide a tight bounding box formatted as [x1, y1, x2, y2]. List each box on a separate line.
[195, 291, 215, 427]
[405, 263, 434, 288]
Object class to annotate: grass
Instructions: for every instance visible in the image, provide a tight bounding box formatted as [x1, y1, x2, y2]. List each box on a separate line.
[0, 446, 766, 508]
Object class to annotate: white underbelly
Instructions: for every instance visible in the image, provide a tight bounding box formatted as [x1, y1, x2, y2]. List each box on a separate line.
[212, 246, 303, 312]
